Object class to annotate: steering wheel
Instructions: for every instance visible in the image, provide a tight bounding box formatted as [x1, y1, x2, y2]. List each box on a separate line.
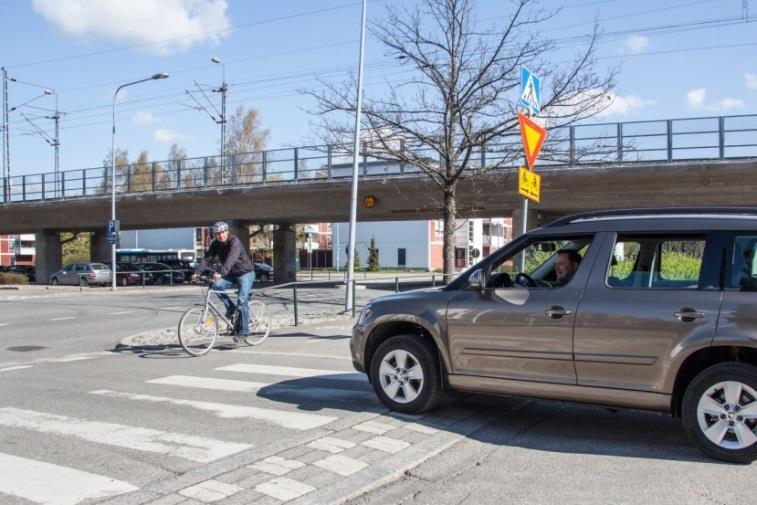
[514, 272, 538, 287]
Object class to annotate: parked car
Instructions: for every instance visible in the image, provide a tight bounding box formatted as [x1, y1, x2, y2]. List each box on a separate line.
[160, 259, 195, 281]
[50, 263, 112, 287]
[254, 262, 274, 282]
[351, 208, 757, 463]
[136, 262, 185, 285]
[7, 265, 36, 283]
[114, 263, 150, 286]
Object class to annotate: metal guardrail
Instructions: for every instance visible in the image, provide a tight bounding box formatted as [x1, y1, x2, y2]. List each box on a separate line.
[2, 114, 756, 204]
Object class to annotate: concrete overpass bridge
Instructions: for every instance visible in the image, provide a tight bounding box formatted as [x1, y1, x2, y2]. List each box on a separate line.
[2, 113, 756, 283]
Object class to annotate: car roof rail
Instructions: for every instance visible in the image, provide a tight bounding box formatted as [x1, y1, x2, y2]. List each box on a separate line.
[545, 207, 757, 227]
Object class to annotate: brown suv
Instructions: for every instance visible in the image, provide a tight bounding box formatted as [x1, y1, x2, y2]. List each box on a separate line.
[351, 208, 757, 463]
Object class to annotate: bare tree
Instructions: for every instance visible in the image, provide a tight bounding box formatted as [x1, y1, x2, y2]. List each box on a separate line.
[306, 0, 614, 277]
[225, 106, 270, 184]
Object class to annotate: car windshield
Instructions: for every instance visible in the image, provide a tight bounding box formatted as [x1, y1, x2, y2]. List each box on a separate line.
[91, 263, 110, 270]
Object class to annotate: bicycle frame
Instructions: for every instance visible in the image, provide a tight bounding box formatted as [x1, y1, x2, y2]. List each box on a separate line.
[197, 286, 239, 333]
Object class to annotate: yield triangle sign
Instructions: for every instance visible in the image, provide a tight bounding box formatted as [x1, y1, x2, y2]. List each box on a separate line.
[518, 113, 547, 170]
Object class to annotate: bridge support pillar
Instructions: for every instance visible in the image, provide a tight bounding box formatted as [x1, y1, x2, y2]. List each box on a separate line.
[227, 221, 250, 247]
[91, 231, 110, 263]
[273, 224, 296, 283]
[512, 206, 542, 237]
[35, 230, 61, 285]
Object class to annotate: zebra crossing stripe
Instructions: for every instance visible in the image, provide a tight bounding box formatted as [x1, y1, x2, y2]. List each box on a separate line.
[215, 364, 367, 382]
[0, 407, 251, 463]
[90, 389, 337, 430]
[0, 451, 138, 505]
[147, 375, 268, 392]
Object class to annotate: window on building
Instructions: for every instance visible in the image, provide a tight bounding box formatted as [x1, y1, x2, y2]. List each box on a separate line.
[398, 248, 406, 267]
[483, 223, 490, 236]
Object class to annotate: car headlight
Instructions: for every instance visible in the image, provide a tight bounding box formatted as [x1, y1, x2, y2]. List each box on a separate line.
[357, 304, 373, 325]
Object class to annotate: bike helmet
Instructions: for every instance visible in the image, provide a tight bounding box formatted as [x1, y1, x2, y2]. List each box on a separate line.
[213, 221, 229, 233]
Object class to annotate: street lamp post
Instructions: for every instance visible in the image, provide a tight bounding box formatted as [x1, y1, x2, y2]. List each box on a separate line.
[110, 73, 169, 290]
[211, 57, 227, 175]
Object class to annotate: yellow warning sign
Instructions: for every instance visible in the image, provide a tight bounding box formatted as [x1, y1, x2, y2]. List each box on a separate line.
[518, 166, 541, 202]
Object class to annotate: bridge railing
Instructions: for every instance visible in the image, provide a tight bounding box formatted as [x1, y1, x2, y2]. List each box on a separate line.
[2, 113, 756, 204]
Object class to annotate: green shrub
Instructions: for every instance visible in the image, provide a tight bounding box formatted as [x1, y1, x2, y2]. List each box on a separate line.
[0, 272, 29, 285]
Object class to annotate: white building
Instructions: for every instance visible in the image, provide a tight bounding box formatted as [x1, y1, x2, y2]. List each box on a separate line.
[331, 218, 511, 271]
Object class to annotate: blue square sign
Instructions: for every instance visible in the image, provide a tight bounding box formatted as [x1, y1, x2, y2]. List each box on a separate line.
[520, 67, 541, 115]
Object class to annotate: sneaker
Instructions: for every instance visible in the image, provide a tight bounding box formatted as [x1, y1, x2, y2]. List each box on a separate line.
[233, 334, 247, 343]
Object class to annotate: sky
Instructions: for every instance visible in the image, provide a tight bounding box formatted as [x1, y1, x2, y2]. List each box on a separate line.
[0, 0, 755, 179]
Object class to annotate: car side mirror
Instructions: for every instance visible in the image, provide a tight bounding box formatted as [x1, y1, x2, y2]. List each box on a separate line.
[468, 269, 485, 290]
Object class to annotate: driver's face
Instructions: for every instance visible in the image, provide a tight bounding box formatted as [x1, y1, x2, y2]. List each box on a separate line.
[554, 253, 577, 281]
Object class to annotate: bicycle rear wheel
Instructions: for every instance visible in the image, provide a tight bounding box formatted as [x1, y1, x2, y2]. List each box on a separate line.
[243, 299, 271, 346]
[178, 305, 218, 356]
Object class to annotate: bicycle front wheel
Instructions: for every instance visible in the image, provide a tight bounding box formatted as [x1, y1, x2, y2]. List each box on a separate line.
[243, 299, 271, 346]
[178, 305, 218, 356]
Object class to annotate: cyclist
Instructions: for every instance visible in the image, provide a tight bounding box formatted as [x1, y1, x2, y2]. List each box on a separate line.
[192, 221, 255, 337]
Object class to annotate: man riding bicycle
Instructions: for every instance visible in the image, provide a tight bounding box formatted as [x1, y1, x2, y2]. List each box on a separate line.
[192, 221, 255, 337]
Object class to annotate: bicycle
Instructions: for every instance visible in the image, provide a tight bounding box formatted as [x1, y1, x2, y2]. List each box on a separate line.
[178, 282, 271, 357]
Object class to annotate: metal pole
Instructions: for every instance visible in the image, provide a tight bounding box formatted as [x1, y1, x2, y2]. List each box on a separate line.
[345, 0, 368, 312]
[53, 93, 60, 198]
[220, 75, 226, 174]
[110, 73, 170, 290]
[293, 284, 299, 326]
[2, 67, 9, 202]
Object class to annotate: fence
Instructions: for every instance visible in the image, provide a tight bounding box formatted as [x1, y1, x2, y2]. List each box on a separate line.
[3, 114, 756, 204]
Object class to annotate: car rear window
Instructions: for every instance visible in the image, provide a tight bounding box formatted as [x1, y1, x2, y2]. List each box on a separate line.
[91, 263, 110, 270]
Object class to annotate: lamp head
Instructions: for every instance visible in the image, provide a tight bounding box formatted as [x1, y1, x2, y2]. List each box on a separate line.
[44, 89, 53, 95]
[211, 57, 221, 64]
[151, 73, 170, 80]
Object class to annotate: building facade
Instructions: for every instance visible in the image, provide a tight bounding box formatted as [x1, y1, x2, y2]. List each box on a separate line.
[0, 234, 36, 266]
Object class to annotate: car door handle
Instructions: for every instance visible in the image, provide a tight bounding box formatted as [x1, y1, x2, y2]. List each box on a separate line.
[545, 306, 572, 318]
[674, 308, 705, 321]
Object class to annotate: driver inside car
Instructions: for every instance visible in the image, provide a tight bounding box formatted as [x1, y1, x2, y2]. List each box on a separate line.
[552, 248, 582, 286]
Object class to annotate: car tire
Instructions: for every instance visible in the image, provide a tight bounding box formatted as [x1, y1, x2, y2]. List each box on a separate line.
[50, 278, 59, 286]
[259, 273, 268, 283]
[369, 334, 442, 414]
[682, 362, 757, 464]
[80, 278, 88, 287]
[120, 277, 128, 287]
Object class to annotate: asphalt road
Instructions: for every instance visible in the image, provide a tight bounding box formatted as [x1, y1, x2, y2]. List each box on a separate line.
[0, 286, 754, 505]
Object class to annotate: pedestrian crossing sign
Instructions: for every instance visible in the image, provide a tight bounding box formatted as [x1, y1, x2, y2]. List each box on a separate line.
[518, 113, 547, 169]
[518, 166, 541, 203]
[520, 67, 541, 114]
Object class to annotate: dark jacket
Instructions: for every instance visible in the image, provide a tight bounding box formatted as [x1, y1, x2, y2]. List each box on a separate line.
[196, 235, 253, 277]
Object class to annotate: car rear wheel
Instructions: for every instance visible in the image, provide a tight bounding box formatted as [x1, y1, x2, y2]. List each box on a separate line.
[369, 335, 442, 414]
[120, 276, 128, 287]
[50, 278, 59, 286]
[258, 273, 269, 283]
[79, 278, 89, 287]
[682, 362, 757, 463]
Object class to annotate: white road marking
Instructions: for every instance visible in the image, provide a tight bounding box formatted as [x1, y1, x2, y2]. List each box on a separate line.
[0, 407, 250, 463]
[233, 349, 352, 361]
[0, 365, 33, 372]
[0, 323, 9, 327]
[50, 317, 76, 321]
[107, 311, 133, 315]
[90, 389, 336, 430]
[48, 356, 96, 363]
[215, 364, 367, 382]
[147, 375, 269, 392]
[0, 451, 138, 505]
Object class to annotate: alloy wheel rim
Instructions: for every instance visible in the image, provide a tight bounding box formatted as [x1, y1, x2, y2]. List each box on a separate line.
[697, 380, 757, 450]
[378, 349, 424, 404]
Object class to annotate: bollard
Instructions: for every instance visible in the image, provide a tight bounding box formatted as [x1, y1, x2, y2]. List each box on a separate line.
[432, 274, 436, 287]
[293, 283, 299, 326]
[395, 276, 399, 293]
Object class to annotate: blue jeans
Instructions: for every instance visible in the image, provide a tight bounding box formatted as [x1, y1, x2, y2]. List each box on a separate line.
[211, 271, 255, 335]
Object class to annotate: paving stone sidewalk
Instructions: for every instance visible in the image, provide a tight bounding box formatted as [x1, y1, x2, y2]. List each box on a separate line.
[100, 399, 509, 505]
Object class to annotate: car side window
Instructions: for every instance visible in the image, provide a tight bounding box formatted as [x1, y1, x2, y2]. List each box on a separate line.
[486, 236, 592, 289]
[607, 235, 706, 289]
[728, 235, 757, 291]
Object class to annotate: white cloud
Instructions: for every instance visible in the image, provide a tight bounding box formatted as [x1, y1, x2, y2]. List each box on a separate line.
[746, 72, 757, 90]
[622, 34, 649, 54]
[599, 93, 656, 117]
[131, 111, 160, 125]
[686, 88, 707, 108]
[32, 0, 231, 55]
[686, 88, 744, 112]
[154, 129, 182, 143]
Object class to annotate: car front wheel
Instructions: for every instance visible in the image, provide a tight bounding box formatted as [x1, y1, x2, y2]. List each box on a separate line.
[682, 362, 757, 463]
[369, 335, 442, 414]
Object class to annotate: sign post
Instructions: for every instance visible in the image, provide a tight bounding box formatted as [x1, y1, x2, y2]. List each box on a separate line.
[106, 219, 119, 246]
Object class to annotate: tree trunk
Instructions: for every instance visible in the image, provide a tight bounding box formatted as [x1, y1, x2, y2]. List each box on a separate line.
[442, 185, 457, 281]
